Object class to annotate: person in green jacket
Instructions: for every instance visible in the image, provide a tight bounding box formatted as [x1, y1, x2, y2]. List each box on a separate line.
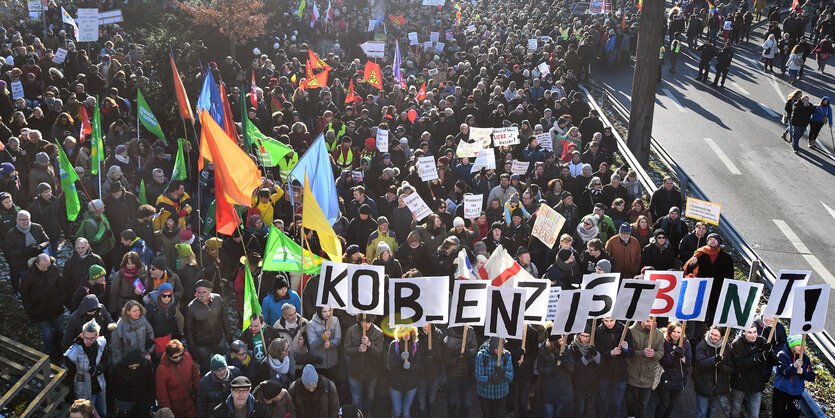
[625, 319, 664, 417]
[77, 199, 115, 268]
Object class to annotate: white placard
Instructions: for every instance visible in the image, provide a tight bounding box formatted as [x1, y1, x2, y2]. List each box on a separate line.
[427, 68, 439, 76]
[430, 32, 440, 43]
[457, 128, 491, 157]
[467, 25, 477, 33]
[408, 32, 419, 45]
[528, 38, 538, 50]
[582, 273, 620, 319]
[405, 193, 432, 221]
[27, 0, 42, 20]
[417, 156, 438, 181]
[368, 19, 377, 32]
[535, 132, 552, 151]
[685, 197, 722, 225]
[531, 205, 565, 249]
[674, 277, 714, 322]
[647, 270, 683, 318]
[612, 279, 660, 322]
[492, 127, 520, 147]
[423, 41, 433, 51]
[463, 194, 483, 218]
[351, 170, 363, 182]
[345, 264, 385, 315]
[763, 270, 811, 318]
[546, 287, 561, 321]
[551, 289, 593, 335]
[723, 20, 732, 30]
[538, 62, 550, 76]
[471, 149, 496, 172]
[434, 42, 445, 54]
[77, 8, 100, 42]
[445, 30, 454, 41]
[388, 277, 450, 327]
[449, 280, 489, 327]
[422, 0, 445, 5]
[10, 81, 24, 100]
[52, 48, 68, 64]
[316, 261, 349, 309]
[789, 285, 830, 335]
[713, 279, 764, 330]
[98, 9, 123, 25]
[516, 278, 551, 324]
[484, 286, 526, 339]
[361, 41, 386, 58]
[510, 160, 529, 175]
[376, 129, 389, 153]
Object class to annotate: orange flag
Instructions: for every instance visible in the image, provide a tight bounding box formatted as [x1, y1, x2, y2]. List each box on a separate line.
[170, 51, 194, 122]
[389, 15, 406, 26]
[363, 61, 383, 90]
[198, 110, 262, 206]
[416, 81, 426, 101]
[301, 69, 329, 90]
[213, 165, 241, 235]
[345, 79, 356, 104]
[308, 49, 332, 70]
[78, 105, 91, 143]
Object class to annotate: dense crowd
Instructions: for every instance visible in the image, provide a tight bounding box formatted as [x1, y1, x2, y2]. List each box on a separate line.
[0, 0, 829, 416]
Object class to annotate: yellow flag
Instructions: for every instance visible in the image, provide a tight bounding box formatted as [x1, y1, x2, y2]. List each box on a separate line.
[302, 173, 343, 261]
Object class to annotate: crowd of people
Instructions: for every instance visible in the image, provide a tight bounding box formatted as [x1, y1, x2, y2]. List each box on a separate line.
[0, 0, 828, 416]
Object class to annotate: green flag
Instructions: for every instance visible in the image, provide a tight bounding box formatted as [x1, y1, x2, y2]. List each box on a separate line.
[205, 200, 216, 232]
[257, 138, 293, 167]
[263, 226, 323, 274]
[137, 89, 167, 142]
[171, 138, 187, 181]
[138, 179, 147, 205]
[241, 89, 253, 156]
[242, 263, 262, 331]
[297, 0, 305, 18]
[91, 96, 103, 175]
[57, 143, 81, 221]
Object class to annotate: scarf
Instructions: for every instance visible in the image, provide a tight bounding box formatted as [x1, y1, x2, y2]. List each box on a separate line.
[16, 223, 35, 246]
[121, 265, 139, 282]
[268, 355, 290, 376]
[704, 332, 722, 349]
[688, 245, 721, 275]
[115, 154, 129, 164]
[586, 187, 603, 197]
[576, 223, 599, 242]
[571, 334, 591, 355]
[154, 271, 167, 290]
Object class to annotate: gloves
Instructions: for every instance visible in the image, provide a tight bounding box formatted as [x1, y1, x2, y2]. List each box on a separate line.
[714, 355, 723, 364]
[673, 346, 684, 358]
[403, 361, 411, 370]
[494, 365, 505, 377]
[755, 351, 769, 363]
[488, 373, 502, 384]
[401, 351, 410, 360]
[763, 342, 774, 353]
[177, 208, 188, 217]
[584, 348, 597, 361]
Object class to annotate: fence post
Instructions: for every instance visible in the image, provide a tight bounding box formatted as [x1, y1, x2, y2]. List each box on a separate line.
[748, 259, 760, 283]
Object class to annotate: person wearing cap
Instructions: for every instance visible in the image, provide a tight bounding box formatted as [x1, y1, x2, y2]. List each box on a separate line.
[772, 334, 815, 416]
[605, 222, 642, 278]
[28, 181, 64, 256]
[583, 203, 616, 243]
[252, 379, 295, 416]
[288, 364, 340, 417]
[27, 151, 56, 200]
[344, 314, 384, 413]
[625, 318, 666, 417]
[69, 263, 109, 313]
[652, 206, 688, 257]
[641, 229, 676, 270]
[261, 274, 301, 326]
[154, 180, 193, 230]
[77, 199, 116, 261]
[684, 231, 734, 330]
[649, 177, 684, 222]
[187, 279, 233, 374]
[202, 237, 224, 289]
[365, 215, 397, 261]
[197, 352, 243, 417]
[143, 281, 182, 363]
[475, 337, 514, 417]
[481, 220, 513, 255]
[346, 203, 378, 248]
[210, 375, 265, 417]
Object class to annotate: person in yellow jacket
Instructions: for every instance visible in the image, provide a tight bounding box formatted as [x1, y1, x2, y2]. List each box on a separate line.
[250, 186, 284, 225]
[153, 180, 193, 230]
[277, 151, 299, 184]
[365, 217, 398, 260]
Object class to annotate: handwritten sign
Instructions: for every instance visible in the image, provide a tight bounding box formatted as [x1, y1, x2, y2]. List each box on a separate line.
[511, 160, 530, 175]
[361, 41, 386, 58]
[528, 38, 538, 50]
[52, 48, 67, 64]
[423, 41, 433, 51]
[430, 32, 440, 43]
[538, 62, 550, 76]
[417, 156, 439, 181]
[351, 170, 363, 182]
[492, 127, 520, 147]
[10, 81, 24, 100]
[376, 129, 389, 153]
[464, 194, 483, 218]
[531, 205, 566, 248]
[685, 197, 721, 225]
[405, 193, 432, 221]
[471, 149, 496, 172]
[536, 132, 552, 151]
[445, 30, 454, 41]
[434, 42, 445, 54]
[546, 287, 561, 321]
[408, 32, 419, 45]
[77, 8, 100, 42]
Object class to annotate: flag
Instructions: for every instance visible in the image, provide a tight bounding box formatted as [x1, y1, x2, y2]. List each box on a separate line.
[621, 13, 627, 30]
[416, 81, 426, 101]
[301, 69, 329, 89]
[212, 169, 241, 235]
[325, 0, 333, 24]
[290, 73, 297, 85]
[363, 61, 383, 89]
[257, 137, 293, 167]
[453, 249, 473, 280]
[345, 79, 357, 103]
[57, 143, 80, 221]
[137, 89, 166, 142]
[241, 86, 254, 156]
[197, 67, 226, 170]
[77, 105, 91, 143]
[638, 0, 642, 10]
[456, 11, 461, 26]
[91, 98, 103, 175]
[138, 179, 147, 205]
[478, 246, 533, 287]
[298, 0, 305, 18]
[169, 48, 194, 122]
[453, 2, 462, 11]
[250, 71, 258, 108]
[61, 7, 79, 40]
[389, 15, 405, 26]
[791, 0, 799, 9]
[302, 173, 343, 261]
[263, 226, 323, 273]
[171, 138, 187, 181]
[707, 0, 716, 14]
[308, 50, 331, 70]
[311, 1, 319, 27]
[217, 77, 238, 143]
[393, 41, 404, 87]
[289, 134, 339, 223]
[199, 110, 262, 206]
[242, 262, 261, 331]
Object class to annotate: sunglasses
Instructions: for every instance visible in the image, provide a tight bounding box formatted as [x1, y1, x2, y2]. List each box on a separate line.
[161, 294, 172, 299]
[169, 353, 183, 360]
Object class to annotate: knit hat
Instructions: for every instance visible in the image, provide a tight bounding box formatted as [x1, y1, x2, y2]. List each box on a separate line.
[114, 144, 128, 155]
[346, 244, 360, 256]
[653, 229, 667, 238]
[619, 223, 632, 235]
[274, 275, 289, 290]
[259, 380, 283, 399]
[517, 246, 529, 256]
[301, 364, 318, 387]
[159, 282, 174, 295]
[230, 376, 251, 388]
[151, 256, 167, 271]
[596, 259, 612, 273]
[35, 152, 49, 165]
[210, 354, 227, 371]
[453, 217, 465, 227]
[88, 264, 106, 282]
[669, 206, 681, 214]
[0, 162, 15, 175]
[195, 279, 213, 289]
[558, 248, 573, 262]
[377, 216, 389, 225]
[123, 348, 144, 366]
[473, 241, 487, 254]
[377, 241, 391, 255]
[491, 221, 504, 231]
[788, 335, 803, 349]
[206, 237, 223, 250]
[511, 208, 524, 219]
[585, 216, 598, 227]
[359, 204, 371, 215]
[178, 228, 194, 243]
[36, 182, 52, 194]
[707, 232, 723, 245]
[175, 243, 193, 258]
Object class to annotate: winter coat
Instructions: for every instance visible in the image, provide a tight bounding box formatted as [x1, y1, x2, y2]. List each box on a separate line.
[156, 352, 200, 417]
[4, 223, 49, 272]
[388, 338, 422, 391]
[253, 385, 295, 417]
[63, 336, 107, 401]
[395, 242, 432, 273]
[605, 235, 642, 278]
[255, 354, 296, 388]
[442, 326, 478, 379]
[262, 290, 302, 327]
[570, 335, 602, 391]
[239, 325, 281, 364]
[28, 196, 63, 243]
[211, 393, 269, 418]
[197, 366, 243, 418]
[545, 258, 582, 290]
[287, 375, 339, 418]
[729, 334, 777, 393]
[649, 187, 683, 221]
[625, 322, 664, 388]
[143, 269, 185, 306]
[344, 323, 385, 381]
[143, 290, 182, 348]
[810, 100, 833, 125]
[474, 339, 514, 400]
[678, 232, 708, 261]
[186, 293, 232, 348]
[774, 345, 815, 396]
[534, 341, 574, 405]
[109, 265, 149, 314]
[594, 320, 635, 382]
[686, 249, 734, 325]
[660, 338, 692, 391]
[372, 256, 403, 279]
[345, 216, 377, 248]
[62, 251, 105, 293]
[20, 260, 64, 322]
[642, 239, 676, 270]
[306, 313, 341, 370]
[762, 38, 778, 58]
[63, 295, 113, 349]
[791, 100, 816, 127]
[413, 222, 450, 252]
[417, 326, 445, 381]
[111, 315, 154, 364]
[366, 227, 398, 260]
[110, 358, 155, 416]
[693, 334, 733, 396]
[273, 317, 309, 367]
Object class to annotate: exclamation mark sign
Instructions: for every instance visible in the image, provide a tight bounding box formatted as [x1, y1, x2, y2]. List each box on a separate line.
[802, 288, 822, 332]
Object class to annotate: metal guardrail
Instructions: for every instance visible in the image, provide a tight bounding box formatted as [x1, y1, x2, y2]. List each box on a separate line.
[582, 84, 831, 416]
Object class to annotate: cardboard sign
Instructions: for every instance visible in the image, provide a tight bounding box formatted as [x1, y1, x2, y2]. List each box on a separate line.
[388, 277, 450, 327]
[535, 132, 552, 151]
[647, 270, 683, 318]
[463, 194, 483, 218]
[517, 278, 551, 324]
[685, 197, 722, 225]
[77, 8, 100, 42]
[423, 41, 433, 51]
[457, 128, 491, 157]
[789, 285, 830, 335]
[510, 160, 530, 175]
[417, 156, 438, 181]
[315, 261, 386, 315]
[471, 149, 496, 172]
[546, 287, 561, 321]
[430, 32, 440, 43]
[537, 62, 550, 77]
[528, 38, 538, 50]
[531, 205, 566, 248]
[551, 289, 593, 335]
[582, 273, 620, 319]
[484, 286, 526, 339]
[427, 68, 439, 76]
[52, 48, 68, 64]
[449, 280, 489, 327]
[408, 32, 419, 45]
[445, 30, 454, 41]
[713, 279, 764, 329]
[612, 279, 660, 322]
[10, 81, 24, 100]
[376, 129, 389, 153]
[763, 270, 811, 318]
[404, 193, 432, 221]
[675, 277, 714, 321]
[361, 41, 386, 58]
[434, 42, 445, 54]
[492, 127, 520, 147]
[98, 9, 123, 24]
[351, 170, 363, 182]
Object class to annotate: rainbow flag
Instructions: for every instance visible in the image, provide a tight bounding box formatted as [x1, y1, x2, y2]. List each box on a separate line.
[708, 0, 718, 15]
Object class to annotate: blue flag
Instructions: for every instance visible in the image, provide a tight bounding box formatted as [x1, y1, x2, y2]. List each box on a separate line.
[289, 134, 339, 223]
[196, 65, 225, 127]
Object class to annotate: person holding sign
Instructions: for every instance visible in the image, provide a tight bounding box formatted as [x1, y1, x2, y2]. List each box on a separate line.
[570, 324, 601, 416]
[656, 321, 692, 418]
[475, 337, 514, 418]
[306, 307, 341, 381]
[728, 325, 779, 418]
[772, 335, 815, 417]
[344, 314, 384, 414]
[594, 317, 634, 416]
[506, 324, 539, 417]
[693, 326, 733, 418]
[534, 334, 574, 417]
[416, 324, 445, 418]
[442, 326, 478, 418]
[625, 319, 664, 417]
[387, 326, 421, 418]
[754, 315, 788, 350]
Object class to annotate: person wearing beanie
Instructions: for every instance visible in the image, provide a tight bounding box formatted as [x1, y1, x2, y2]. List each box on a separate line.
[505, 204, 533, 251]
[651, 205, 688, 255]
[69, 263, 109, 312]
[253, 379, 294, 417]
[343, 244, 365, 264]
[371, 240, 402, 278]
[481, 221, 513, 254]
[605, 219, 642, 279]
[641, 229, 676, 270]
[394, 230, 432, 274]
[593, 317, 635, 416]
[344, 314, 385, 413]
[144, 255, 185, 305]
[515, 245, 538, 277]
[260, 273, 301, 326]
[366, 215, 398, 260]
[197, 353, 243, 417]
[573, 215, 600, 252]
[727, 323, 778, 418]
[346, 202, 378, 249]
[77, 199, 116, 258]
[109, 347, 156, 417]
[28, 152, 56, 200]
[288, 363, 340, 417]
[475, 336, 514, 412]
[772, 334, 815, 416]
[569, 322, 602, 415]
[143, 279, 182, 363]
[683, 230, 733, 329]
[546, 247, 582, 290]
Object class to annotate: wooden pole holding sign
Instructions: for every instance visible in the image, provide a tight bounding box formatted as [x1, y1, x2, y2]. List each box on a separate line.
[800, 334, 807, 358]
[719, 327, 732, 357]
[428, 325, 432, 351]
[362, 314, 367, 338]
[767, 323, 777, 344]
[497, 339, 504, 366]
[619, 320, 630, 346]
[589, 319, 598, 346]
[647, 317, 657, 349]
[325, 315, 333, 344]
[460, 326, 468, 354]
[557, 336, 567, 366]
[520, 325, 528, 363]
[679, 321, 687, 348]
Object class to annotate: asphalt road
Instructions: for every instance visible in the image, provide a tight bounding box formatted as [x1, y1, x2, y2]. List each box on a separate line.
[593, 21, 835, 334]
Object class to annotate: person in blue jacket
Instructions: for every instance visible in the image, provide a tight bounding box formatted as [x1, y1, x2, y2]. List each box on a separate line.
[261, 275, 301, 326]
[772, 335, 815, 417]
[808, 96, 832, 148]
[475, 337, 514, 418]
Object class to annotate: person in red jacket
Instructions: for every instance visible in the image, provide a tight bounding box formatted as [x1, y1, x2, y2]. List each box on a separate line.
[156, 339, 200, 417]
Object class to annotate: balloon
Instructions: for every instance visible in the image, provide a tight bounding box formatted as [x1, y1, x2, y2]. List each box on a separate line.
[407, 110, 418, 122]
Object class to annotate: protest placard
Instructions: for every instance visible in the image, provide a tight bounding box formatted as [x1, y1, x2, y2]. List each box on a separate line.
[368, 19, 377, 32]
[389, 277, 450, 327]
[445, 30, 454, 41]
[430, 32, 440, 43]
[528, 38, 538, 50]
[351, 170, 363, 182]
[789, 285, 830, 335]
[674, 277, 713, 321]
[422, 0, 445, 5]
[492, 127, 520, 147]
[10, 81, 24, 100]
[463, 194, 483, 218]
[457, 128, 491, 157]
[405, 193, 432, 221]
[471, 149, 496, 172]
[408, 32, 419, 45]
[449, 280, 489, 327]
[98, 9, 123, 24]
[316, 261, 386, 315]
[434, 42, 445, 54]
[537, 62, 550, 76]
[361, 41, 386, 58]
[77, 8, 100, 42]
[52, 48, 68, 64]
[546, 287, 561, 321]
[484, 286, 526, 339]
[582, 273, 620, 319]
[551, 289, 593, 335]
[535, 132, 552, 151]
[27, 0, 42, 20]
[763, 270, 811, 318]
[516, 279, 551, 324]
[685, 197, 722, 225]
[510, 160, 530, 175]
[467, 24, 477, 32]
[376, 129, 389, 152]
[612, 279, 660, 321]
[713, 279, 764, 329]
[417, 156, 438, 181]
[423, 41, 433, 51]
[531, 205, 565, 248]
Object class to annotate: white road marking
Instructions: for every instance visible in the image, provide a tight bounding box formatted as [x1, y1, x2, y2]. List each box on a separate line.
[773, 219, 835, 284]
[704, 137, 742, 174]
[731, 82, 751, 95]
[768, 76, 784, 101]
[803, 255, 835, 285]
[823, 202, 835, 222]
[662, 88, 686, 112]
[758, 103, 780, 117]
